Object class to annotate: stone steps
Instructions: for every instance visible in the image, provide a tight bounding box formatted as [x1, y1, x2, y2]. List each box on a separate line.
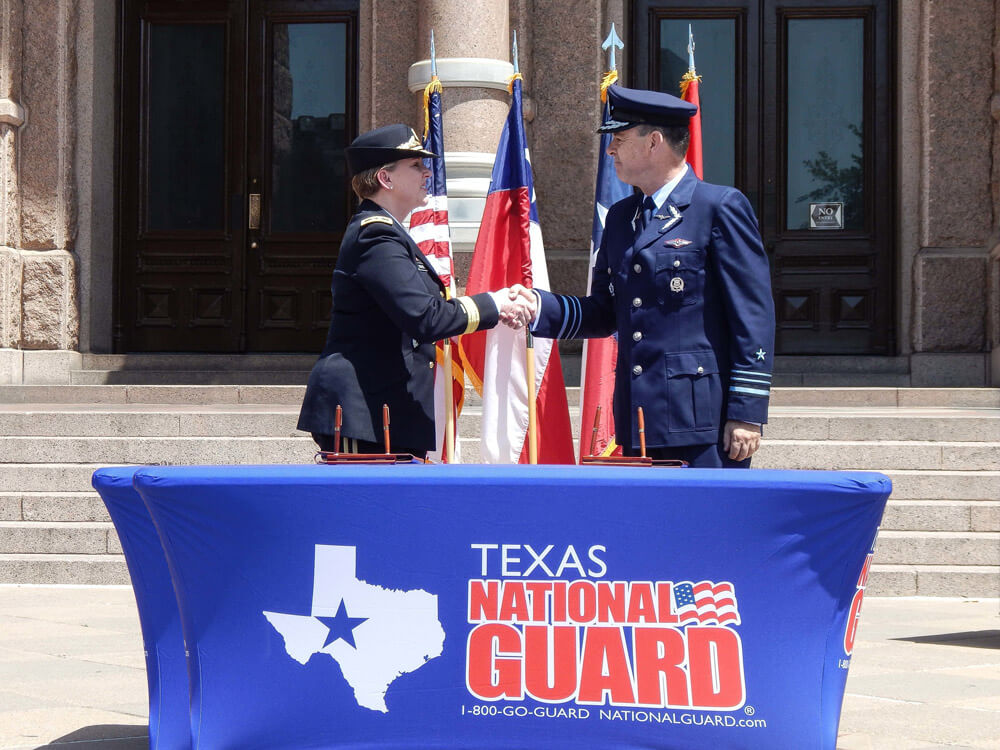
[770, 388, 1000, 408]
[866, 564, 998, 597]
[79, 354, 319, 369]
[0, 492, 110, 521]
[754, 440, 1000, 471]
[3, 384, 1000, 407]
[0, 409, 305, 437]
[0, 521, 119, 555]
[5, 519, 998, 564]
[0, 464, 112, 493]
[0, 382, 997, 595]
[70, 370, 313, 385]
[3, 405, 1000, 442]
[873, 530, 999, 566]
[72, 368, 925, 387]
[60, 353, 975, 389]
[4, 491, 994, 531]
[763, 412, 1000, 441]
[881, 499, 999, 531]
[0, 436, 314, 464]
[0, 384, 307, 405]
[0, 553, 127, 584]
[884, 469, 1000, 500]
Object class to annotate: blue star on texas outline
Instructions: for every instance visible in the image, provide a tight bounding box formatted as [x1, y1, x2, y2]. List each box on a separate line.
[315, 600, 368, 649]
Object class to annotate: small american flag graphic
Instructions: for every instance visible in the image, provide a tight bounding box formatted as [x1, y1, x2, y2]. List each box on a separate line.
[672, 581, 741, 626]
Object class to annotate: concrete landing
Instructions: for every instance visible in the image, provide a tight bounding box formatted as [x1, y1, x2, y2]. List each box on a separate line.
[0, 586, 996, 749]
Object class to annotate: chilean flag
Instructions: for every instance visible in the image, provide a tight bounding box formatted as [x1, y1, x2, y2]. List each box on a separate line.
[461, 75, 574, 464]
[681, 25, 704, 180]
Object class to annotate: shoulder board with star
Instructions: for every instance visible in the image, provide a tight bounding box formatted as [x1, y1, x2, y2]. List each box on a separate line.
[360, 215, 393, 227]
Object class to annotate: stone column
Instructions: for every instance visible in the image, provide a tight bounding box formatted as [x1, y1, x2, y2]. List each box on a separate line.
[990, 0, 1000, 385]
[74, 0, 116, 354]
[527, 0, 616, 295]
[909, 0, 993, 385]
[0, 0, 81, 383]
[0, 0, 25, 381]
[359, 0, 421, 133]
[19, 0, 79, 355]
[407, 0, 512, 282]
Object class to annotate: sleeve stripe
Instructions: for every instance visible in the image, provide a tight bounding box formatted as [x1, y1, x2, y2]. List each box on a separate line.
[731, 376, 772, 387]
[556, 295, 572, 339]
[567, 295, 582, 338]
[456, 296, 481, 334]
[729, 386, 770, 397]
[732, 369, 771, 380]
[555, 294, 583, 339]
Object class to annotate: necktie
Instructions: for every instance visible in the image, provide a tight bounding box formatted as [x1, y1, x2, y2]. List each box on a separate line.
[636, 196, 656, 235]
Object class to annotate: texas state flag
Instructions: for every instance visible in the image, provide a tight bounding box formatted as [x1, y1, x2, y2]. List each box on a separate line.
[461, 75, 574, 464]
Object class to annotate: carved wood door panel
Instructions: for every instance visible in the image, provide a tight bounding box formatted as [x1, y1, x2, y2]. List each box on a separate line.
[635, 0, 895, 354]
[117, 0, 357, 352]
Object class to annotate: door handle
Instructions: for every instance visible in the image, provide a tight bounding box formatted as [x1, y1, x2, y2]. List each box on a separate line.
[248, 193, 261, 230]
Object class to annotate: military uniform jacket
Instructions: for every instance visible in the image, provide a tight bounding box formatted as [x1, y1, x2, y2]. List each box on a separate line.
[534, 169, 775, 450]
[297, 200, 498, 452]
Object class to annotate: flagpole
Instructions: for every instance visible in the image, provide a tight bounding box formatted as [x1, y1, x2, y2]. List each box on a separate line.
[426, 30, 456, 464]
[511, 30, 538, 465]
[577, 24, 628, 461]
[525, 329, 538, 464]
[680, 25, 704, 179]
[443, 307, 455, 462]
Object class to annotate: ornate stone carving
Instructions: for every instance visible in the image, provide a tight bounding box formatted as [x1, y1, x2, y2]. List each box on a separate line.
[0, 99, 24, 127]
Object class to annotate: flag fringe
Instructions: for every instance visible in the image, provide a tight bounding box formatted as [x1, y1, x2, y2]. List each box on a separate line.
[434, 341, 466, 413]
[679, 70, 702, 100]
[506, 72, 523, 94]
[423, 76, 443, 139]
[458, 338, 484, 395]
[600, 70, 619, 102]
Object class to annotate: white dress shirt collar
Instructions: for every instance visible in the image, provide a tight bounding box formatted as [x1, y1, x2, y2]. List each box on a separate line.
[644, 163, 689, 213]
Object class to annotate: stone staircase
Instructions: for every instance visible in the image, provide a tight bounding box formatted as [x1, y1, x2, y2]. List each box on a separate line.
[0, 366, 996, 596]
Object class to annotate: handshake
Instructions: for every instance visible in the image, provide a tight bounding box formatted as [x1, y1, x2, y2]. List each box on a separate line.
[491, 284, 538, 330]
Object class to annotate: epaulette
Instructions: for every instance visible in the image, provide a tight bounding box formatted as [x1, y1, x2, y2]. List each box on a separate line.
[360, 215, 393, 227]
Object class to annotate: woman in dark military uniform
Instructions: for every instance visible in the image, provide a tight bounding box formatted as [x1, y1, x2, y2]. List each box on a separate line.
[298, 124, 520, 458]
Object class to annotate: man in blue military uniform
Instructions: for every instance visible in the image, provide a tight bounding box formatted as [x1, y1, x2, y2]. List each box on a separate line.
[519, 85, 775, 467]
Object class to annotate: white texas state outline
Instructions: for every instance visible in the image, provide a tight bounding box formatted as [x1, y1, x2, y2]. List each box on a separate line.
[263, 544, 445, 713]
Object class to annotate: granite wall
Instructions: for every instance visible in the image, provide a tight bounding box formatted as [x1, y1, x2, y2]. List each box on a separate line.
[905, 0, 996, 384]
[0, 0, 79, 359]
[0, 0, 996, 385]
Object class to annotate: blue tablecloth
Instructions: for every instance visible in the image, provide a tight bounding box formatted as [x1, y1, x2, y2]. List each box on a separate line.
[95, 464, 889, 749]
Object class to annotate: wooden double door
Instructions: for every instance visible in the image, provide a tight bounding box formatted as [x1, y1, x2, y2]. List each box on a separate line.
[635, 0, 895, 354]
[117, 0, 357, 352]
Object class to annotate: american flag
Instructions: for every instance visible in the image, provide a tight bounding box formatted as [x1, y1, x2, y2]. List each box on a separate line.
[409, 78, 455, 289]
[672, 581, 741, 626]
[407, 73, 465, 462]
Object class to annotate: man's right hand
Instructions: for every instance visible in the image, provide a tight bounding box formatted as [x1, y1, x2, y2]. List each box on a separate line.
[503, 284, 537, 327]
[723, 420, 762, 461]
[491, 286, 535, 329]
